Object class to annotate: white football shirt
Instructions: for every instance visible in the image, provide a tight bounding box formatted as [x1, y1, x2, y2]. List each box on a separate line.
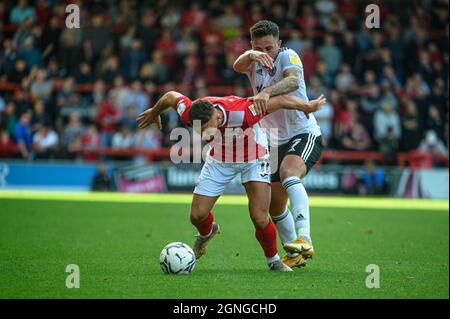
[248, 47, 322, 146]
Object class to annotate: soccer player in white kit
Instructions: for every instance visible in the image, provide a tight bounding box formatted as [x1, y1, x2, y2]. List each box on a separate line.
[234, 20, 323, 268]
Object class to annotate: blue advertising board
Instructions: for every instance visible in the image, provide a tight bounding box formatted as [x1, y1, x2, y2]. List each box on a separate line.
[0, 161, 102, 191]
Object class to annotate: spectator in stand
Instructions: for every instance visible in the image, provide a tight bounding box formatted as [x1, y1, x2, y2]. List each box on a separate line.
[30, 68, 53, 103]
[285, 30, 304, 56]
[32, 123, 59, 159]
[61, 112, 85, 158]
[136, 9, 157, 54]
[81, 123, 101, 161]
[361, 83, 382, 135]
[127, 80, 149, 115]
[315, 60, 334, 88]
[318, 34, 342, 77]
[133, 126, 163, 164]
[35, 0, 51, 26]
[91, 161, 114, 192]
[155, 29, 177, 70]
[379, 65, 402, 93]
[18, 37, 42, 69]
[359, 160, 387, 195]
[0, 129, 16, 158]
[300, 40, 320, 82]
[378, 126, 399, 165]
[102, 56, 121, 86]
[119, 26, 136, 51]
[58, 28, 82, 76]
[401, 99, 422, 151]
[181, 2, 208, 30]
[426, 104, 446, 141]
[111, 125, 135, 161]
[7, 58, 28, 84]
[341, 31, 357, 66]
[1, 39, 17, 76]
[0, 97, 4, 114]
[340, 112, 372, 151]
[56, 76, 75, 113]
[91, 80, 107, 109]
[108, 75, 130, 111]
[334, 98, 359, 142]
[42, 17, 62, 61]
[120, 38, 146, 82]
[12, 17, 34, 52]
[13, 83, 33, 116]
[31, 100, 50, 133]
[379, 84, 399, 110]
[14, 111, 33, 159]
[75, 62, 95, 85]
[121, 105, 138, 132]
[160, 6, 181, 29]
[10, 0, 36, 24]
[217, 4, 242, 40]
[97, 97, 121, 148]
[373, 102, 402, 144]
[297, 4, 320, 31]
[143, 50, 169, 85]
[83, 13, 111, 68]
[1, 103, 18, 137]
[335, 63, 355, 93]
[418, 130, 448, 157]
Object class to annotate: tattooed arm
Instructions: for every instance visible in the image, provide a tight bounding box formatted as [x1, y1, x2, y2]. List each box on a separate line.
[249, 67, 301, 115]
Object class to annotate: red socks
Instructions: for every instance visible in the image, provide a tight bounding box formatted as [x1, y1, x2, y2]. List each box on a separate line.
[192, 212, 214, 237]
[255, 220, 278, 258]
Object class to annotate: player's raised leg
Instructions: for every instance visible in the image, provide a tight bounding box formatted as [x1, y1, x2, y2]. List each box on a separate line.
[280, 154, 314, 258]
[190, 194, 220, 259]
[243, 181, 292, 272]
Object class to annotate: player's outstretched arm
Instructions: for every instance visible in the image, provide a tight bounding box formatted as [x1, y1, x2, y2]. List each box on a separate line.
[266, 94, 327, 115]
[136, 91, 183, 129]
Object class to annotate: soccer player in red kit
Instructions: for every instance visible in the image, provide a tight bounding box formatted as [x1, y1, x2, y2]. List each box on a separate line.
[137, 91, 325, 271]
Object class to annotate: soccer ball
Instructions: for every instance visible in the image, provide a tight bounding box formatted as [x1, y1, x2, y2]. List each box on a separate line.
[159, 242, 196, 275]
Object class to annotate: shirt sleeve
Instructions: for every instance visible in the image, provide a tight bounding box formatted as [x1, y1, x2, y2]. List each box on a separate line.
[244, 103, 268, 127]
[279, 49, 303, 74]
[173, 95, 192, 126]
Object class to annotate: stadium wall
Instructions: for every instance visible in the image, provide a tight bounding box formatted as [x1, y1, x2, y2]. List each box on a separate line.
[0, 161, 448, 199]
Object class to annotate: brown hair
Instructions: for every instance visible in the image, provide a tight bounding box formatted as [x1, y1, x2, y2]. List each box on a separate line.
[188, 99, 215, 125]
[250, 20, 280, 40]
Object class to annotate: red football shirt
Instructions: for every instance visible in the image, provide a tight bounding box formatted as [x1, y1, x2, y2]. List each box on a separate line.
[174, 95, 268, 162]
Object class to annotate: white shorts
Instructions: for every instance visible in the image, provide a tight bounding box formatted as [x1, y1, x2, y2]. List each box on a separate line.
[194, 158, 271, 197]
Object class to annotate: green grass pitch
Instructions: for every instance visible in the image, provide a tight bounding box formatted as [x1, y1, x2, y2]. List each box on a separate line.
[0, 192, 448, 298]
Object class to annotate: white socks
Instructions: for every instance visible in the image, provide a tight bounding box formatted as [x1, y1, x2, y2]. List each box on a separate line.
[271, 206, 297, 244]
[271, 206, 300, 258]
[282, 176, 312, 243]
[266, 254, 280, 265]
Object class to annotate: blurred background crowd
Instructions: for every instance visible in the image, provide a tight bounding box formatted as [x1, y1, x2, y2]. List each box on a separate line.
[0, 0, 448, 165]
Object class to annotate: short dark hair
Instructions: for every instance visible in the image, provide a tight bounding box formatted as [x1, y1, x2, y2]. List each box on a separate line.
[250, 20, 279, 40]
[189, 100, 215, 125]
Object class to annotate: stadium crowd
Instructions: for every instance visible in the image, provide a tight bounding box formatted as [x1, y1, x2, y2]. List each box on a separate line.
[0, 0, 448, 165]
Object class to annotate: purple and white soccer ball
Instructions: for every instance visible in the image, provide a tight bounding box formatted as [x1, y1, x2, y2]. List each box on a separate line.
[159, 242, 196, 275]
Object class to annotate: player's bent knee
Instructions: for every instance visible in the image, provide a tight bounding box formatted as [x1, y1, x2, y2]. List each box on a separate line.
[251, 214, 269, 230]
[279, 162, 307, 180]
[189, 208, 209, 225]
